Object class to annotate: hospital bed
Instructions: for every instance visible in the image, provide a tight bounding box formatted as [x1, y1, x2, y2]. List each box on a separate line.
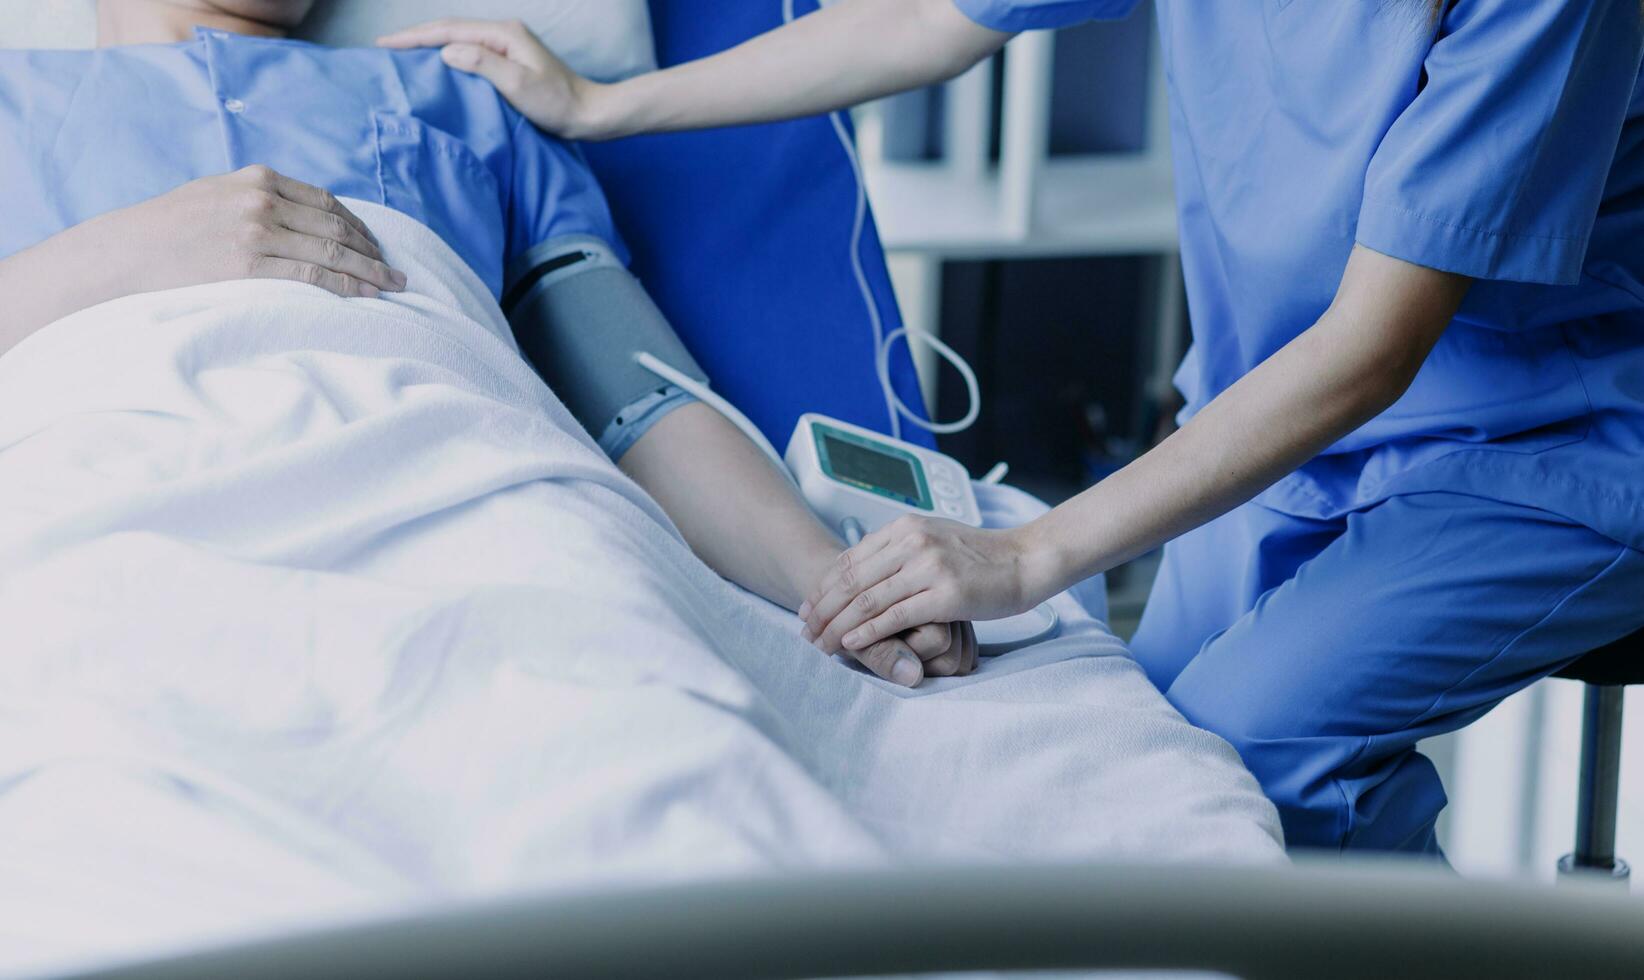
[2, 2, 1640, 979]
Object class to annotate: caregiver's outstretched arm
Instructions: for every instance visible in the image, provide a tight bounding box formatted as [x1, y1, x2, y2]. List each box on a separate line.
[618, 402, 977, 687]
[0, 166, 404, 358]
[376, 0, 1009, 141]
[801, 246, 1473, 653]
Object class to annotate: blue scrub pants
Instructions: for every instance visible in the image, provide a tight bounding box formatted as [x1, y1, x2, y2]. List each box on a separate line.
[1130, 492, 1644, 854]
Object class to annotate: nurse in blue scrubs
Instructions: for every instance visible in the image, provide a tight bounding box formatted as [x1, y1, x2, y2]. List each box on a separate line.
[384, 0, 1644, 853]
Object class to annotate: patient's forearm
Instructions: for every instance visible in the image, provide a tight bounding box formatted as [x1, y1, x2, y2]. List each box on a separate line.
[618, 403, 842, 610]
[0, 220, 129, 357]
[586, 0, 1007, 139]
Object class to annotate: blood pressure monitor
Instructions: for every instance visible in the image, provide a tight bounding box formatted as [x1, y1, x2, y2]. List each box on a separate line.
[785, 414, 982, 536]
[784, 413, 1057, 655]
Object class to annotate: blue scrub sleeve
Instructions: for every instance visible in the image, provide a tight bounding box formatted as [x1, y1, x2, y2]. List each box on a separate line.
[1356, 0, 1643, 285]
[502, 107, 631, 293]
[951, 0, 1140, 32]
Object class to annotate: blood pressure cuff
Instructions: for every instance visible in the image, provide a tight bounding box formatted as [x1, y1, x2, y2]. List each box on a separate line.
[503, 235, 705, 460]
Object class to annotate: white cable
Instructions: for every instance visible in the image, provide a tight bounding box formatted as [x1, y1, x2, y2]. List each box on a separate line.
[633, 351, 800, 490]
[825, 108, 904, 440]
[781, 0, 983, 438]
[824, 97, 988, 436]
[786, 0, 982, 443]
[980, 461, 1009, 485]
[823, 118, 985, 435]
[877, 326, 981, 435]
[659, 0, 978, 471]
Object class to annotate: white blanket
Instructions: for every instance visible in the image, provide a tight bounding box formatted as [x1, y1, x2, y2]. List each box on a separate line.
[0, 201, 1282, 978]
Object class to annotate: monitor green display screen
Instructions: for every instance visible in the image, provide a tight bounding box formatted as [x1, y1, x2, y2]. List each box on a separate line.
[813, 423, 931, 510]
[823, 432, 919, 499]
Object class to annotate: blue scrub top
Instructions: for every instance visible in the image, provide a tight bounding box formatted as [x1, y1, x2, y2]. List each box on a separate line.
[0, 28, 623, 299]
[955, 0, 1644, 551]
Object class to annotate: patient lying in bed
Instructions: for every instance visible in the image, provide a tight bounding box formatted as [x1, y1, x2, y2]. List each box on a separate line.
[0, 0, 972, 689]
[0, 2, 1283, 975]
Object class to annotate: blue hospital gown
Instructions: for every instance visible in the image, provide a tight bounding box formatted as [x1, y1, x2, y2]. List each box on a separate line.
[0, 28, 700, 457]
[0, 27, 622, 300]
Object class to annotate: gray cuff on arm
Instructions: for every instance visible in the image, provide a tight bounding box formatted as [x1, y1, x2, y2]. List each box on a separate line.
[597, 384, 698, 461]
[503, 235, 707, 459]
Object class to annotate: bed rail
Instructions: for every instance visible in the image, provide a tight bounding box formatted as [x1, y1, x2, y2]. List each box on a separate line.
[67, 861, 1644, 979]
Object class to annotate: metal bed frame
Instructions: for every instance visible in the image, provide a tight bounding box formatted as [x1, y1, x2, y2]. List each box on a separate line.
[67, 861, 1644, 979]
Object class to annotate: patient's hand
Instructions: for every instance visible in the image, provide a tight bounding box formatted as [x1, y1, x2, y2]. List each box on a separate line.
[96, 166, 407, 300]
[898, 621, 979, 680]
[0, 166, 406, 357]
[814, 619, 977, 688]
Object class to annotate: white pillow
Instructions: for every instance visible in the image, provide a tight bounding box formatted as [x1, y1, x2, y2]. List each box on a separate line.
[0, 0, 656, 82]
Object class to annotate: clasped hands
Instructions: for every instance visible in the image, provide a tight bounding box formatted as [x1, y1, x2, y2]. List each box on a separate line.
[800, 517, 1046, 688]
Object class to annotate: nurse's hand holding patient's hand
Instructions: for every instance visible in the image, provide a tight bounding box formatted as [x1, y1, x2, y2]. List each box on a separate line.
[801, 517, 1049, 657]
[801, 248, 1473, 657]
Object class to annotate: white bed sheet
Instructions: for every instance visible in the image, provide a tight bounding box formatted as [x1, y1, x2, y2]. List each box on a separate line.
[0, 201, 1282, 979]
